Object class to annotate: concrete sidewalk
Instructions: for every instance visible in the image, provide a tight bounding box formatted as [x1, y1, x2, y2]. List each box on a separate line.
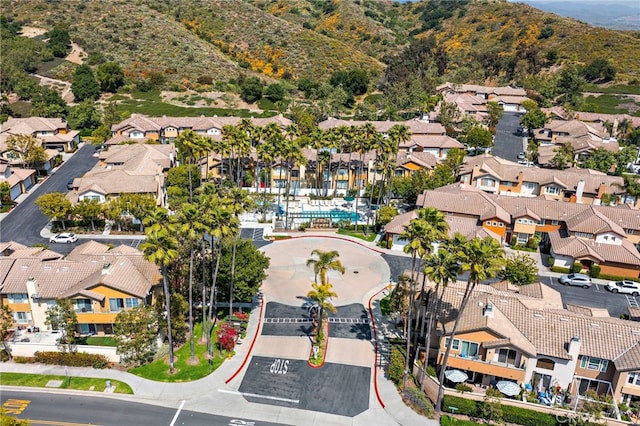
[1, 291, 438, 426]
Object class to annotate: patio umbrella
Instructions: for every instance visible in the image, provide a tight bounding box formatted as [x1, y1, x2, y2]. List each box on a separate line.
[444, 369, 469, 383]
[496, 380, 522, 397]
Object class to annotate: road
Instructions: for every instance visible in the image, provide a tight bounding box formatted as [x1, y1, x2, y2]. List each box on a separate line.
[492, 111, 524, 162]
[1, 389, 284, 426]
[0, 144, 98, 245]
[541, 275, 631, 318]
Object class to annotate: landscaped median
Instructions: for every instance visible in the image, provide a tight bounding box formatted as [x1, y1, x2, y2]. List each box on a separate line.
[0, 372, 133, 394]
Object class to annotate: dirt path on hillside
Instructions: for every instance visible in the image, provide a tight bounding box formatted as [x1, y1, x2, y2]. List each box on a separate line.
[21, 26, 47, 38]
[66, 42, 86, 65]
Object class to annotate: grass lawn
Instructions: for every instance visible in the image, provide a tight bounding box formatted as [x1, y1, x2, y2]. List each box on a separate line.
[128, 322, 227, 382]
[583, 94, 640, 116]
[0, 372, 133, 394]
[337, 228, 377, 242]
[440, 418, 482, 426]
[76, 336, 117, 347]
[379, 295, 391, 316]
[584, 84, 640, 96]
[113, 90, 276, 118]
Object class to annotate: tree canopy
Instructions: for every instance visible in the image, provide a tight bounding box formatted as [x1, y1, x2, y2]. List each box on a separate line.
[71, 64, 100, 102]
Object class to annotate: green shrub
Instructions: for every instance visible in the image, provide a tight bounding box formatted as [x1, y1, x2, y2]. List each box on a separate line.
[34, 351, 109, 369]
[501, 404, 556, 426]
[551, 266, 571, 274]
[589, 264, 601, 278]
[403, 386, 433, 416]
[572, 262, 583, 273]
[442, 395, 480, 417]
[485, 386, 504, 398]
[456, 383, 473, 394]
[426, 365, 436, 377]
[548, 256, 554, 266]
[598, 273, 640, 282]
[12, 356, 33, 364]
[388, 345, 405, 385]
[379, 295, 391, 316]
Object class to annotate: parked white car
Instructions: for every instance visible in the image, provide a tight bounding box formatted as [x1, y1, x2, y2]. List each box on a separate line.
[606, 280, 640, 296]
[49, 233, 78, 244]
[559, 273, 592, 288]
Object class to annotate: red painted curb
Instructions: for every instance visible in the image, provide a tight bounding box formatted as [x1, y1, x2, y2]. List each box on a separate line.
[307, 322, 330, 368]
[285, 234, 386, 254]
[368, 285, 389, 408]
[224, 296, 265, 384]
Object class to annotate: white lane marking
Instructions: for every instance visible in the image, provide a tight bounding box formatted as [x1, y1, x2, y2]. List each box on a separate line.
[218, 388, 300, 404]
[169, 399, 186, 426]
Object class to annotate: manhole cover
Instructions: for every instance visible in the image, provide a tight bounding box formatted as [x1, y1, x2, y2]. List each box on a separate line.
[353, 271, 359, 274]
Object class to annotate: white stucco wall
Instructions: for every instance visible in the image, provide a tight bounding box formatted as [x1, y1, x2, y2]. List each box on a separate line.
[595, 232, 623, 245]
[7, 342, 119, 362]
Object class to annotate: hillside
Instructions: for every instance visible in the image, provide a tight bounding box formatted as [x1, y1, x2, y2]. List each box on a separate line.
[2, 0, 639, 87]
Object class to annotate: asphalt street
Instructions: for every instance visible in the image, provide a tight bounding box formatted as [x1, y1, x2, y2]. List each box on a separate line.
[1, 389, 284, 426]
[238, 356, 370, 417]
[491, 111, 524, 162]
[0, 144, 98, 245]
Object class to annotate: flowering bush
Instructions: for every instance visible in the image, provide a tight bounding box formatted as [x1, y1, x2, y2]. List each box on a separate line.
[233, 312, 248, 321]
[216, 323, 238, 352]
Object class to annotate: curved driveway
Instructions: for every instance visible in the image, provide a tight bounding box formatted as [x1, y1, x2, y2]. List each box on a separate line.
[261, 237, 391, 306]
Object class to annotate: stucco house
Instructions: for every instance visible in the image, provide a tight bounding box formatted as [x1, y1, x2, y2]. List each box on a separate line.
[0, 241, 161, 336]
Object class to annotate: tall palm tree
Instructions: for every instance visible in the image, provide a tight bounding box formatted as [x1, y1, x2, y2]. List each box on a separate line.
[256, 136, 275, 194]
[352, 123, 378, 231]
[176, 129, 203, 202]
[281, 129, 306, 230]
[421, 247, 459, 387]
[385, 124, 409, 203]
[306, 282, 338, 343]
[140, 223, 179, 372]
[262, 123, 285, 212]
[173, 203, 206, 361]
[223, 187, 253, 319]
[306, 249, 345, 285]
[435, 236, 505, 413]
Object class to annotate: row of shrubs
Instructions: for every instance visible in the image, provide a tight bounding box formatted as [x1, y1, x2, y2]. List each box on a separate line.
[442, 395, 599, 426]
[14, 351, 109, 369]
[550, 265, 639, 282]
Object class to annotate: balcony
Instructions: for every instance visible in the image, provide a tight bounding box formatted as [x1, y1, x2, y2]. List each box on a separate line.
[446, 354, 526, 381]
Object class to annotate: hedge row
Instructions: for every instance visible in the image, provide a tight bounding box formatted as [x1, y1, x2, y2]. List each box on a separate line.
[389, 345, 405, 385]
[441, 395, 586, 426]
[34, 351, 109, 369]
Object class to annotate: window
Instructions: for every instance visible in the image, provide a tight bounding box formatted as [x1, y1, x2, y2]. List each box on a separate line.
[551, 220, 559, 226]
[486, 221, 491, 226]
[75, 299, 92, 312]
[536, 358, 555, 370]
[580, 356, 609, 372]
[524, 182, 536, 189]
[492, 222, 498, 227]
[8, 293, 28, 304]
[13, 312, 31, 324]
[125, 298, 139, 308]
[627, 229, 634, 235]
[498, 223, 504, 227]
[445, 338, 460, 350]
[336, 181, 348, 189]
[628, 372, 640, 386]
[497, 348, 518, 365]
[575, 232, 594, 239]
[460, 341, 479, 358]
[480, 178, 495, 187]
[545, 186, 560, 195]
[109, 298, 124, 312]
[537, 219, 545, 225]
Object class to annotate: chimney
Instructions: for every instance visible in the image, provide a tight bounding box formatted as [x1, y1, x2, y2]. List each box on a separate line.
[597, 182, 606, 199]
[568, 336, 581, 360]
[576, 180, 585, 204]
[483, 303, 494, 318]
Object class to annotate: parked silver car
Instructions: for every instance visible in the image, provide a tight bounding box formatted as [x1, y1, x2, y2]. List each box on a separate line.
[559, 273, 592, 288]
[606, 280, 640, 296]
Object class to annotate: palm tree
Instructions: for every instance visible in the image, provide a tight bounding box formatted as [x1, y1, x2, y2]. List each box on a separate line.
[383, 124, 408, 204]
[352, 123, 378, 231]
[306, 249, 345, 285]
[141, 223, 179, 372]
[306, 282, 338, 343]
[173, 203, 206, 361]
[262, 123, 286, 212]
[176, 129, 203, 202]
[421, 247, 459, 388]
[281, 128, 306, 229]
[435, 236, 505, 413]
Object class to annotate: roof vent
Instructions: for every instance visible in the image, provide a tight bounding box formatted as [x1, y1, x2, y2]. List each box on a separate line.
[534, 313, 543, 318]
[560, 317, 569, 322]
[590, 323, 600, 328]
[632, 330, 640, 336]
